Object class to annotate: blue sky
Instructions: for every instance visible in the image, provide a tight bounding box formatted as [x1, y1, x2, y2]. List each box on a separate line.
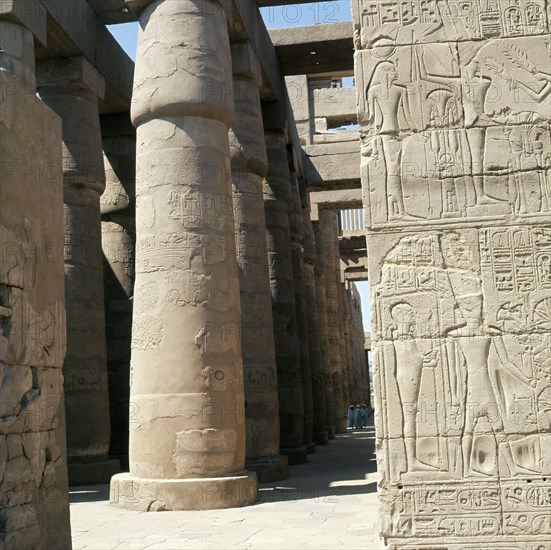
[106, 1, 370, 330]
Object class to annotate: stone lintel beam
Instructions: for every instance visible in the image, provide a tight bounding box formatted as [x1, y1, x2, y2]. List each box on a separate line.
[364, 333, 371, 351]
[231, 41, 262, 84]
[344, 271, 369, 282]
[312, 86, 357, 126]
[309, 188, 362, 221]
[0, 0, 46, 44]
[269, 22, 354, 76]
[303, 140, 360, 191]
[34, 0, 133, 115]
[37, 55, 106, 99]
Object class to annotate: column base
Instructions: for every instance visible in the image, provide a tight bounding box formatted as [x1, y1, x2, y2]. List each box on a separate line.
[280, 446, 308, 465]
[313, 431, 329, 445]
[334, 418, 347, 434]
[110, 471, 258, 511]
[305, 442, 316, 454]
[68, 459, 120, 486]
[246, 455, 289, 482]
[328, 426, 336, 439]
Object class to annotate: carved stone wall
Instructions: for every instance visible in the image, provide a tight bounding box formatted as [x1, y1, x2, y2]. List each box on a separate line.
[352, 1, 551, 547]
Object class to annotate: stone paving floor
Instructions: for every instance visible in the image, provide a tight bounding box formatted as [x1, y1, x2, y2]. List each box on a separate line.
[70, 421, 381, 549]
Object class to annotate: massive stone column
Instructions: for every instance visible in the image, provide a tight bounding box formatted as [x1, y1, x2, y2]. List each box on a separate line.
[289, 165, 315, 454]
[302, 206, 329, 446]
[341, 284, 356, 405]
[350, 285, 368, 405]
[229, 42, 288, 482]
[110, 0, 257, 511]
[0, 4, 71, 547]
[38, 56, 120, 485]
[319, 209, 347, 433]
[353, 1, 551, 546]
[312, 220, 336, 439]
[264, 128, 307, 465]
[337, 280, 351, 410]
[100, 116, 136, 470]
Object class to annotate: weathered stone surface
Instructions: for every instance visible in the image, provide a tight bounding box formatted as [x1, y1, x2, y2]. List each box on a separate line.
[0, 19, 70, 548]
[350, 285, 369, 405]
[302, 205, 328, 446]
[0, 0, 46, 45]
[354, 7, 551, 547]
[111, 470, 258, 511]
[110, 0, 257, 511]
[355, 35, 551, 228]
[289, 164, 315, 454]
[352, 0, 550, 49]
[268, 22, 354, 75]
[303, 141, 361, 190]
[38, 55, 119, 486]
[337, 281, 350, 410]
[229, 45, 288, 482]
[101, 128, 136, 469]
[312, 220, 336, 439]
[319, 209, 347, 434]
[264, 129, 307, 464]
[342, 284, 356, 405]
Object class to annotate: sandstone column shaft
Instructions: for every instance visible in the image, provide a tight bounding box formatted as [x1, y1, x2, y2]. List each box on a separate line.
[342, 285, 357, 405]
[229, 44, 288, 482]
[313, 220, 336, 439]
[264, 130, 306, 464]
[38, 56, 120, 485]
[289, 168, 314, 454]
[302, 209, 329, 445]
[110, 0, 256, 511]
[101, 123, 136, 468]
[338, 282, 351, 409]
[319, 209, 347, 433]
[350, 286, 368, 405]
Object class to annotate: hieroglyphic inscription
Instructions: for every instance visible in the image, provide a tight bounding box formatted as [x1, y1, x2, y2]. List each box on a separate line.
[353, 0, 549, 47]
[356, 34, 551, 227]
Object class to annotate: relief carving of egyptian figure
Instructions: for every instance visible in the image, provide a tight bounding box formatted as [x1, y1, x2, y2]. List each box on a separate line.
[444, 290, 539, 478]
[484, 125, 551, 215]
[364, 60, 417, 221]
[463, 37, 551, 126]
[390, 302, 439, 471]
[362, 42, 463, 221]
[375, 231, 549, 481]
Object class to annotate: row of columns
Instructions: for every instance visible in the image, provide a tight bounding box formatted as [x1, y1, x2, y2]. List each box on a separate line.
[10, 0, 369, 512]
[37, 56, 121, 485]
[0, 4, 369, 547]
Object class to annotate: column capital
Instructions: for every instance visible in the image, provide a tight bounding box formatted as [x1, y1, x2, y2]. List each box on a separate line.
[37, 56, 106, 100]
[131, 0, 233, 128]
[231, 41, 261, 86]
[0, 0, 46, 45]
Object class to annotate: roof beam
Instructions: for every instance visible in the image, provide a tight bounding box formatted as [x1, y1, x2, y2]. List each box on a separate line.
[269, 22, 353, 76]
